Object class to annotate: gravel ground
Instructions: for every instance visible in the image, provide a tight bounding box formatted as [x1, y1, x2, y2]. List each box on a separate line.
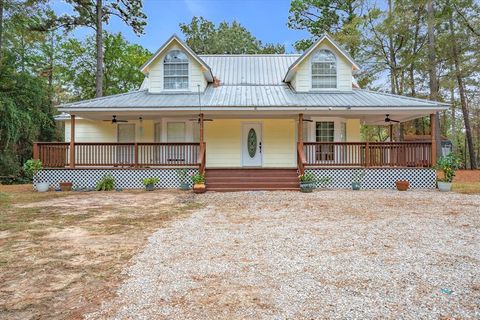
[88, 190, 480, 319]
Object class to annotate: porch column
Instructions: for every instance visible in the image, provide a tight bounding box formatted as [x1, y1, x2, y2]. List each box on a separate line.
[430, 113, 436, 165]
[298, 113, 304, 146]
[70, 114, 76, 168]
[199, 113, 204, 145]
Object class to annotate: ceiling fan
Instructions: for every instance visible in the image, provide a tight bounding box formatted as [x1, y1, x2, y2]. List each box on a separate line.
[384, 114, 400, 123]
[103, 115, 128, 124]
[189, 114, 213, 123]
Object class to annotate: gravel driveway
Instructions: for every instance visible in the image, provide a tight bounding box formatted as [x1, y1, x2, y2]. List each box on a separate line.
[89, 190, 480, 319]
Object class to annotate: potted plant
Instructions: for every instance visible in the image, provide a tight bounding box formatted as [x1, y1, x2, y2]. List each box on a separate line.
[395, 180, 409, 191]
[23, 159, 49, 192]
[59, 181, 73, 191]
[351, 169, 365, 190]
[191, 173, 206, 193]
[435, 153, 461, 192]
[142, 177, 159, 191]
[176, 168, 190, 190]
[299, 172, 316, 193]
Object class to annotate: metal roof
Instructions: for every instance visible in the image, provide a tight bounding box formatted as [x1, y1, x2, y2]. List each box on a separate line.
[58, 85, 449, 110]
[199, 55, 300, 85]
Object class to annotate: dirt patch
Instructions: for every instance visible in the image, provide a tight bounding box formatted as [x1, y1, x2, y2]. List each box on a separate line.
[0, 185, 199, 320]
[454, 170, 480, 183]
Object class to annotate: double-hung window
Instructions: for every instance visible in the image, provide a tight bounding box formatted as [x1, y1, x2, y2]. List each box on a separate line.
[315, 121, 334, 161]
[311, 49, 337, 89]
[164, 50, 189, 90]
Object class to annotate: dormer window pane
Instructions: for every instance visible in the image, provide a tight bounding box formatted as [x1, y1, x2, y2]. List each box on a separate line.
[164, 50, 189, 90]
[312, 49, 337, 89]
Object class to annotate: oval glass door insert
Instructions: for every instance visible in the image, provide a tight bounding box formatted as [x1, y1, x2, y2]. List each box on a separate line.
[247, 128, 257, 158]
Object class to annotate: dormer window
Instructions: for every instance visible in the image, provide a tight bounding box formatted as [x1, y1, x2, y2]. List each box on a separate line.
[164, 50, 189, 90]
[311, 49, 337, 89]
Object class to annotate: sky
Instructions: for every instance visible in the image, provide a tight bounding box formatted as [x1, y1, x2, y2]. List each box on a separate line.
[51, 0, 311, 53]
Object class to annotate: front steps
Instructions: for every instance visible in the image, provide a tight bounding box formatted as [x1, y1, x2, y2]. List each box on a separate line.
[205, 168, 300, 192]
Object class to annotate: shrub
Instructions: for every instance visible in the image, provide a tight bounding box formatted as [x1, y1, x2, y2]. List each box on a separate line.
[191, 173, 205, 184]
[176, 168, 189, 184]
[23, 159, 43, 181]
[299, 172, 315, 182]
[96, 175, 115, 191]
[142, 177, 159, 186]
[435, 153, 462, 183]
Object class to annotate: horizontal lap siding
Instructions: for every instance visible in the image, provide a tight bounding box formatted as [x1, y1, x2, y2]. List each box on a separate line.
[64, 120, 155, 143]
[204, 119, 296, 168]
[346, 119, 361, 142]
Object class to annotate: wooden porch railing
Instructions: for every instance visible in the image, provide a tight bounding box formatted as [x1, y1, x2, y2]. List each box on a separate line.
[33, 142, 201, 168]
[303, 142, 433, 167]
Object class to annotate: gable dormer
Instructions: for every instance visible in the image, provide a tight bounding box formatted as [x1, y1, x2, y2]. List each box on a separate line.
[284, 34, 360, 92]
[140, 35, 214, 93]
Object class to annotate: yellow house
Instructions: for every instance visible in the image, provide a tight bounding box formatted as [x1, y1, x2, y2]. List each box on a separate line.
[35, 34, 448, 191]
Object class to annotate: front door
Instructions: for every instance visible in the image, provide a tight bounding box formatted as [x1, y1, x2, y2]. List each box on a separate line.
[242, 123, 262, 167]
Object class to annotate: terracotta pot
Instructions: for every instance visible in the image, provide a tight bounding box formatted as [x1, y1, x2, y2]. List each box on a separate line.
[59, 182, 73, 192]
[395, 180, 409, 191]
[193, 183, 206, 193]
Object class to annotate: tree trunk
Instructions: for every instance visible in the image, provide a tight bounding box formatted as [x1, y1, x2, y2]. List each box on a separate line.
[426, 0, 442, 159]
[0, 0, 4, 61]
[448, 9, 477, 168]
[450, 85, 456, 152]
[95, 0, 103, 97]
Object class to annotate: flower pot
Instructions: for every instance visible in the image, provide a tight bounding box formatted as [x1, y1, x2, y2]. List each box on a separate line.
[193, 183, 206, 194]
[395, 180, 409, 191]
[59, 182, 73, 192]
[36, 182, 49, 192]
[180, 182, 190, 191]
[352, 182, 361, 190]
[437, 181, 452, 192]
[145, 183, 155, 191]
[300, 181, 315, 193]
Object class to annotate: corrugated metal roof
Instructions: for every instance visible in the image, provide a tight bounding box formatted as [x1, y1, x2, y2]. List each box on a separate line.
[59, 85, 449, 110]
[199, 55, 300, 85]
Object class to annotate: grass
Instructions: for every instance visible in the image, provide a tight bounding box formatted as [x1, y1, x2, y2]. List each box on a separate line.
[453, 182, 480, 194]
[0, 184, 200, 319]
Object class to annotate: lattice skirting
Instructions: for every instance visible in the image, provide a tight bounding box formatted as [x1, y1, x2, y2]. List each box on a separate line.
[305, 168, 436, 189]
[33, 168, 198, 190]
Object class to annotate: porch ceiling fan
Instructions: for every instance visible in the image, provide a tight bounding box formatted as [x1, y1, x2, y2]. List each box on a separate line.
[384, 114, 400, 123]
[103, 115, 128, 124]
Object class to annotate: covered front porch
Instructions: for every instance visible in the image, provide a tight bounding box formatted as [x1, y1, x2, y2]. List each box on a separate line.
[38, 110, 439, 171]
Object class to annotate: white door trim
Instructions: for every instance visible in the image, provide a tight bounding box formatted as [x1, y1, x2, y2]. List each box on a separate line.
[241, 122, 263, 167]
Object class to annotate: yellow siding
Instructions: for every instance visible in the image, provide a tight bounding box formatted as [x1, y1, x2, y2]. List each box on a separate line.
[346, 119, 361, 141]
[65, 119, 156, 142]
[292, 41, 353, 92]
[147, 42, 207, 93]
[204, 119, 296, 168]
[262, 120, 296, 167]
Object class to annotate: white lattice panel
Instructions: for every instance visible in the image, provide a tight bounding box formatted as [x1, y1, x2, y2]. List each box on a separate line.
[34, 168, 198, 190]
[305, 168, 436, 189]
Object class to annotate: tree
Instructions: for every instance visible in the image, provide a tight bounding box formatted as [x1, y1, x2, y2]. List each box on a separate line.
[57, 32, 150, 101]
[287, 0, 363, 56]
[180, 17, 285, 54]
[52, 0, 147, 97]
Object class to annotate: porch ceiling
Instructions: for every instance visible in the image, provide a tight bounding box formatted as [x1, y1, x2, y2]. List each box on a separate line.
[55, 110, 437, 124]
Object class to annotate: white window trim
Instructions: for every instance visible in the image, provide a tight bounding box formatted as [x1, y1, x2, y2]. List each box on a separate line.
[308, 117, 348, 142]
[310, 49, 338, 91]
[116, 123, 136, 142]
[163, 50, 190, 91]
[159, 118, 196, 142]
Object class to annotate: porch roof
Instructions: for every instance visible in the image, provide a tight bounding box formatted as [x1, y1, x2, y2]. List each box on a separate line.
[58, 85, 449, 112]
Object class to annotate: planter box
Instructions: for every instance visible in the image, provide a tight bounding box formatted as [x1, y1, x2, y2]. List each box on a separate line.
[59, 182, 73, 192]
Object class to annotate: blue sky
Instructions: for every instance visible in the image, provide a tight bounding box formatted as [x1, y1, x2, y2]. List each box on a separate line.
[52, 0, 311, 53]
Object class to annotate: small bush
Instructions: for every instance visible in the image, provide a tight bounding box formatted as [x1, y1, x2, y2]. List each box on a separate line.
[23, 159, 43, 181]
[96, 175, 115, 191]
[142, 177, 159, 186]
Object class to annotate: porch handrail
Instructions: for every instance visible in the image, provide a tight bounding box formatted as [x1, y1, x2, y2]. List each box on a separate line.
[303, 141, 432, 168]
[34, 142, 201, 168]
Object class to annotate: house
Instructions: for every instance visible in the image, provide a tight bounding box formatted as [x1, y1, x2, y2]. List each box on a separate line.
[35, 34, 448, 191]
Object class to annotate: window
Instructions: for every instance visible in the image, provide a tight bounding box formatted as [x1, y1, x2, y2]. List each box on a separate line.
[167, 122, 186, 142]
[164, 50, 189, 90]
[316, 121, 334, 142]
[312, 49, 337, 89]
[154, 123, 161, 142]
